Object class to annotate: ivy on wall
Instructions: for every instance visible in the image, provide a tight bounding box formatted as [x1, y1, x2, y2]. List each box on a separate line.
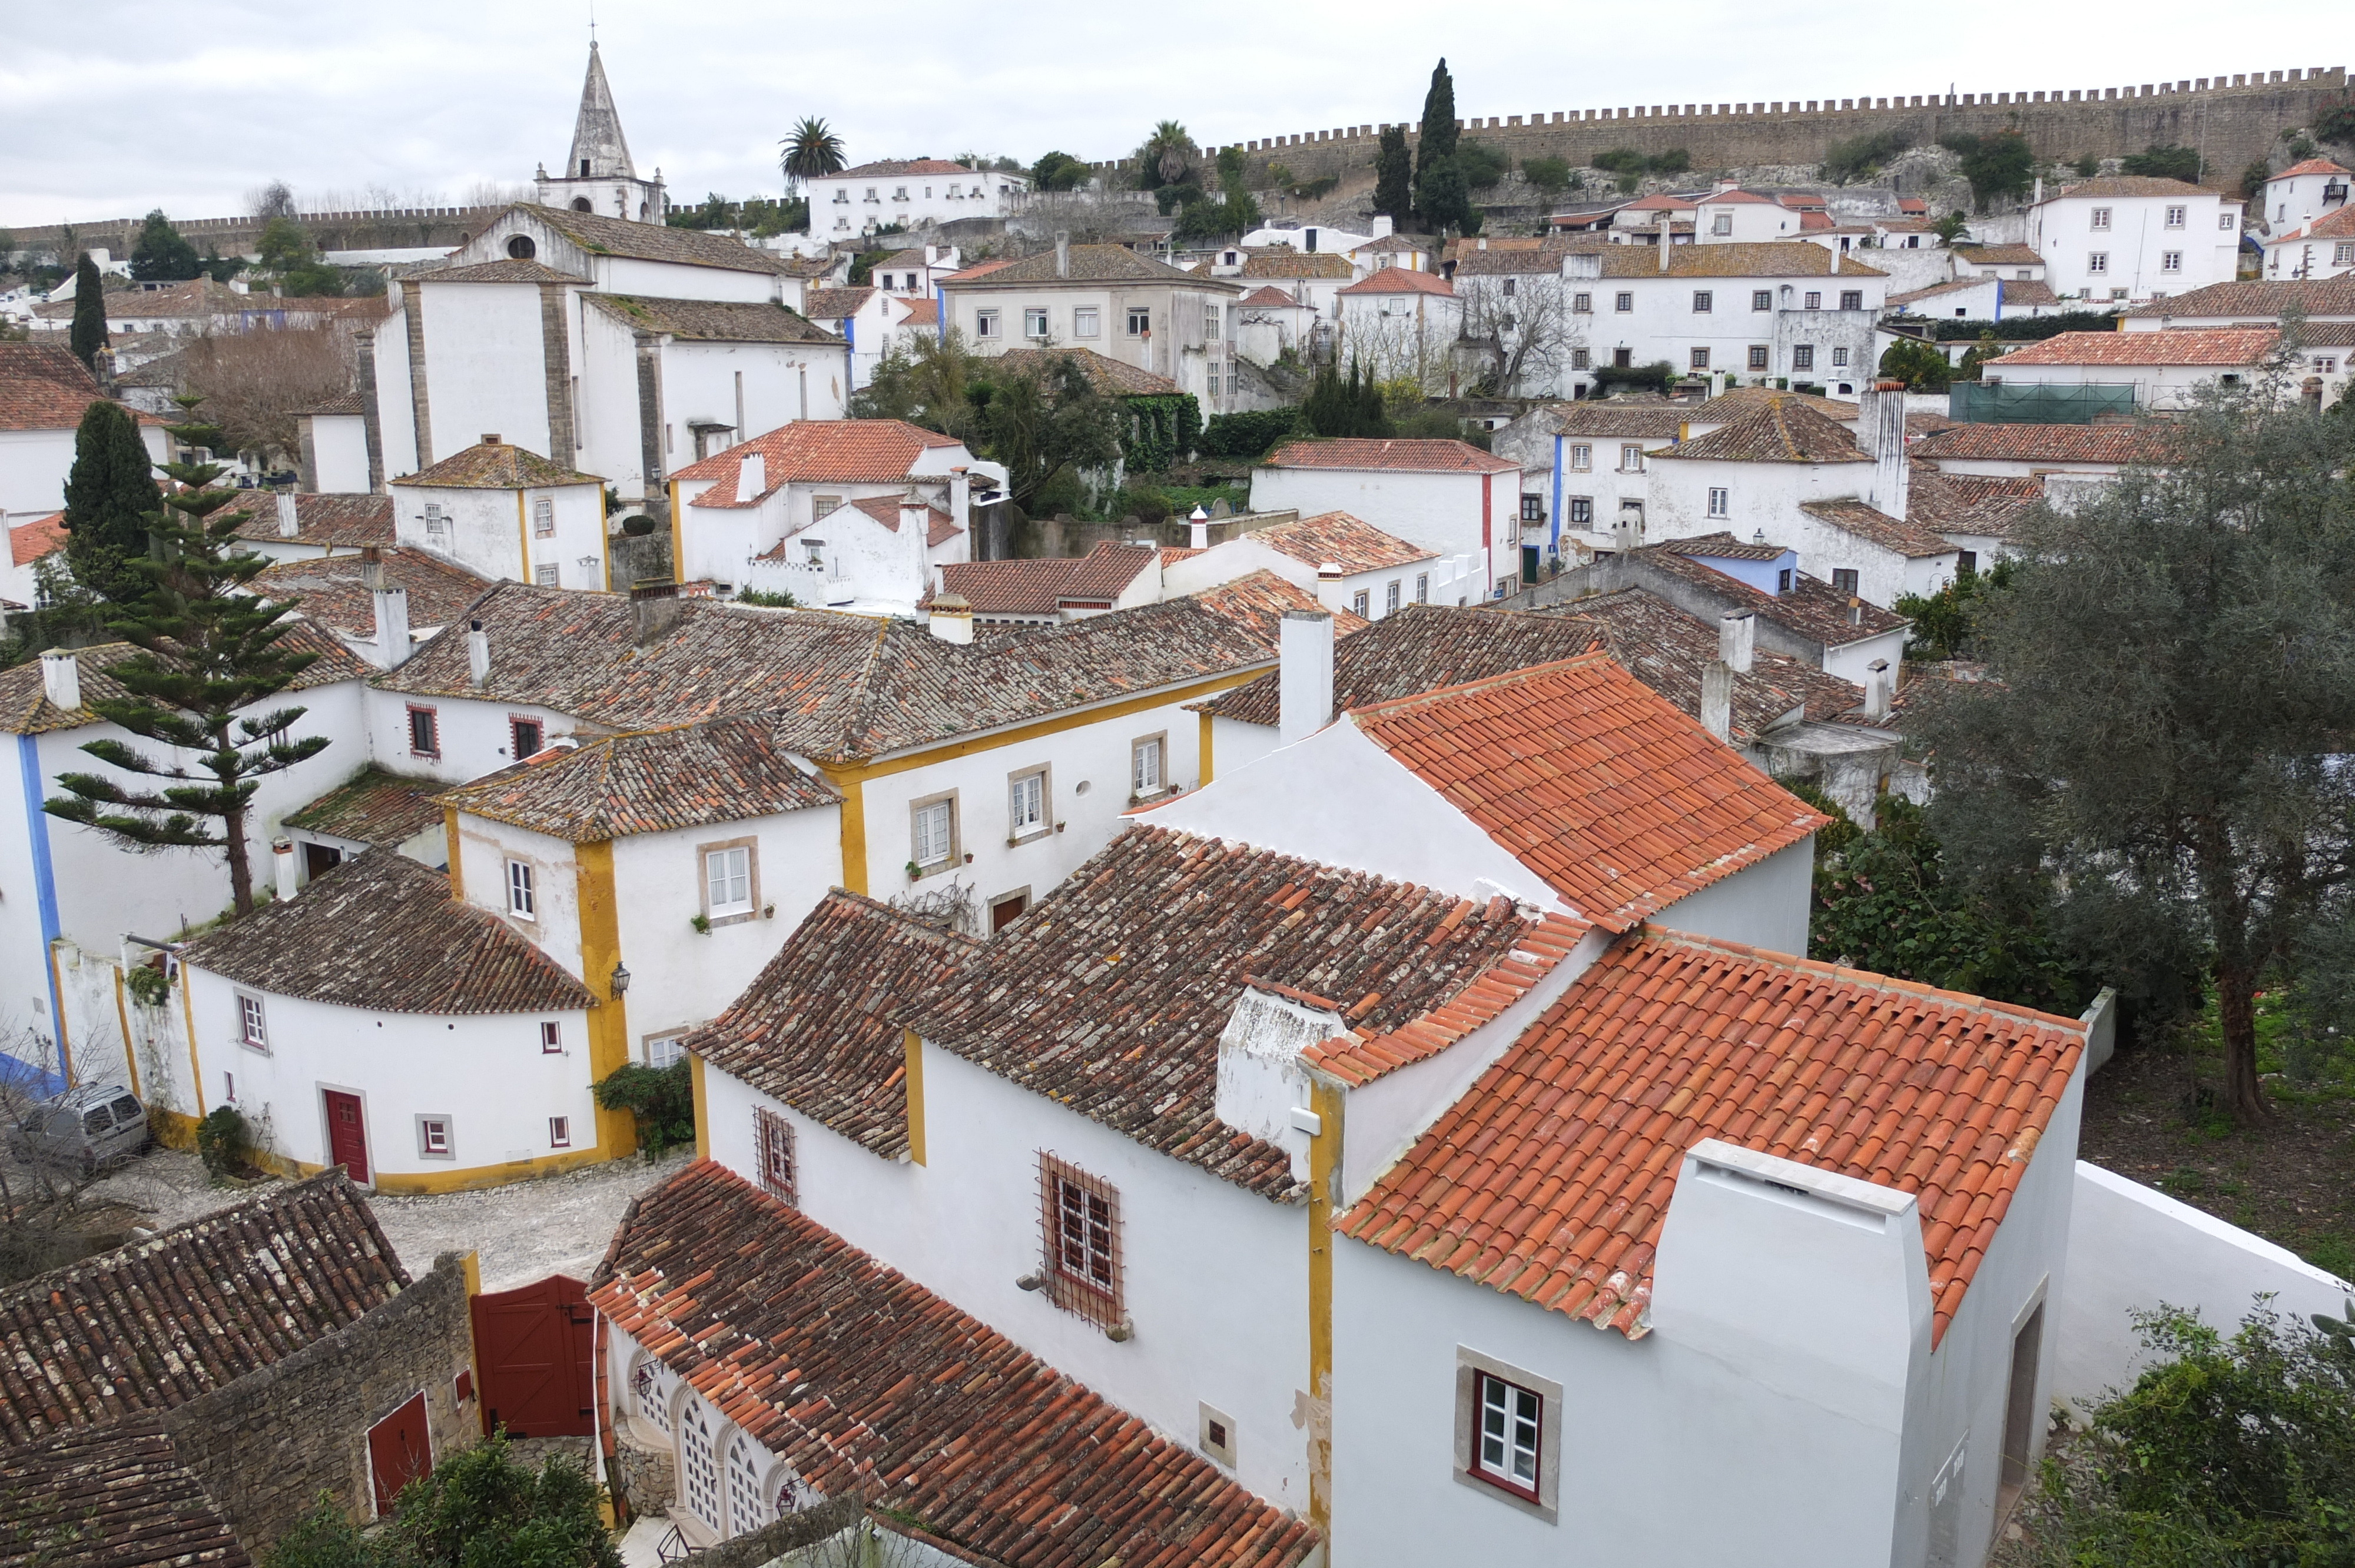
[1119, 393, 1202, 474]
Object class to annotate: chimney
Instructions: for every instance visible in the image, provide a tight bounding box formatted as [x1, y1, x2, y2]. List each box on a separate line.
[948, 466, 972, 541]
[466, 617, 490, 686]
[1054, 232, 1071, 278]
[1719, 609, 1755, 674]
[1278, 609, 1335, 747]
[39, 648, 80, 712]
[1849, 596, 1865, 626]
[1865, 379, 1910, 519]
[630, 579, 683, 644]
[2032, 176, 2043, 206]
[1188, 505, 1210, 550]
[372, 585, 412, 670]
[482, 433, 502, 446]
[273, 838, 298, 902]
[275, 491, 299, 537]
[1700, 660, 1734, 742]
[738, 450, 765, 503]
[1312, 560, 1348, 614]
[1865, 658, 1893, 722]
[1371, 214, 1394, 239]
[1610, 512, 1640, 555]
[927, 590, 974, 644]
[357, 544, 385, 590]
[1658, 208, 1673, 273]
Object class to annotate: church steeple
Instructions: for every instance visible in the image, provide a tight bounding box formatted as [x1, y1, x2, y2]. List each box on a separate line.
[564, 42, 637, 182]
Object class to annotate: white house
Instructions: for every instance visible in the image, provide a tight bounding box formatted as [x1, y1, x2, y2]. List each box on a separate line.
[387, 436, 609, 590]
[1906, 420, 2180, 479]
[1490, 399, 1688, 563]
[933, 541, 1162, 625]
[0, 343, 170, 529]
[1234, 285, 1316, 364]
[2255, 157, 2350, 238]
[806, 160, 1029, 238]
[1991, 326, 2347, 408]
[1334, 267, 1461, 391]
[2261, 204, 2355, 280]
[1251, 437, 1520, 603]
[1694, 184, 1801, 243]
[797, 287, 895, 391]
[865, 245, 960, 298]
[2026, 177, 2244, 304]
[1160, 510, 1437, 620]
[1586, 533, 1915, 686]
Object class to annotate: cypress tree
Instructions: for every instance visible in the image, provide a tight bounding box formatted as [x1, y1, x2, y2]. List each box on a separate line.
[68, 254, 108, 370]
[1415, 60, 1459, 188]
[60, 401, 162, 603]
[1373, 127, 1413, 225]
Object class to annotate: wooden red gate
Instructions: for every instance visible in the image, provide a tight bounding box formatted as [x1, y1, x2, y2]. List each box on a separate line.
[324, 1090, 369, 1183]
[470, 1274, 596, 1438]
[367, 1391, 432, 1515]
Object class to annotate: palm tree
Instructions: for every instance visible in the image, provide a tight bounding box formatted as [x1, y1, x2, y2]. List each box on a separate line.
[1136, 121, 1196, 190]
[779, 118, 847, 192]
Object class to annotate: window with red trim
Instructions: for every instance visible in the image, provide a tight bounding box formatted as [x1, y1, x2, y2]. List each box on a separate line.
[1038, 1154, 1122, 1328]
[755, 1107, 797, 1205]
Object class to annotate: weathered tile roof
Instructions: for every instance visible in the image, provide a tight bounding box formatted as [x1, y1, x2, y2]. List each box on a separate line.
[302, 390, 370, 416]
[424, 258, 588, 284]
[7, 511, 64, 568]
[0, 627, 371, 736]
[0, 343, 162, 431]
[1336, 929, 2086, 1342]
[1246, 510, 1436, 573]
[1261, 437, 1515, 474]
[1238, 249, 1355, 280]
[1997, 327, 2276, 366]
[1543, 402, 1691, 438]
[224, 492, 394, 549]
[1908, 420, 2180, 466]
[436, 717, 839, 841]
[1237, 285, 1308, 309]
[394, 438, 602, 490]
[282, 765, 445, 848]
[934, 542, 1157, 616]
[1655, 398, 1869, 464]
[1889, 277, 1989, 308]
[1949, 243, 2045, 267]
[908, 826, 1573, 1199]
[1200, 602, 1601, 727]
[1337, 265, 1455, 297]
[1693, 387, 1858, 426]
[0, 1417, 252, 1567]
[846, 493, 957, 546]
[2000, 279, 2064, 307]
[984, 346, 1180, 396]
[2050, 175, 2227, 200]
[1642, 540, 1912, 647]
[251, 546, 489, 638]
[181, 849, 596, 1014]
[519, 203, 796, 275]
[2120, 276, 2355, 318]
[0, 1173, 405, 1444]
[2274, 157, 2353, 178]
[1180, 568, 1371, 643]
[2281, 205, 2355, 242]
[584, 294, 839, 344]
[1907, 470, 2046, 541]
[798, 287, 875, 321]
[592, 1162, 1319, 1568]
[31, 278, 349, 325]
[1800, 497, 1959, 558]
[832, 158, 976, 178]
[687, 890, 977, 1159]
[1544, 588, 1865, 735]
[1350, 654, 1828, 931]
[673, 420, 961, 498]
[1596, 241, 1885, 278]
[894, 297, 938, 327]
[952, 244, 1236, 288]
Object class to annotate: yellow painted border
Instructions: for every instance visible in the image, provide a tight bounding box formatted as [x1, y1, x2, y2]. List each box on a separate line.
[46, 943, 74, 1087]
[112, 965, 140, 1101]
[516, 488, 532, 581]
[1198, 710, 1215, 786]
[247, 1142, 623, 1194]
[903, 1028, 926, 1166]
[1306, 1078, 1344, 1536]
[443, 806, 465, 896]
[666, 479, 684, 590]
[691, 1051, 711, 1159]
[575, 840, 639, 1160]
[178, 958, 207, 1118]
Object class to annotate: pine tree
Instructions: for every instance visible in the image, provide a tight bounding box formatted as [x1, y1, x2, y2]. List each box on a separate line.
[60, 401, 162, 603]
[44, 398, 331, 917]
[68, 255, 107, 370]
[129, 211, 199, 283]
[1374, 127, 1413, 225]
[1414, 60, 1459, 190]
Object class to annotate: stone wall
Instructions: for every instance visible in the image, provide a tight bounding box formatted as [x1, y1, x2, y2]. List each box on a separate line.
[1094, 67, 2350, 192]
[11, 207, 498, 264]
[159, 1251, 479, 1554]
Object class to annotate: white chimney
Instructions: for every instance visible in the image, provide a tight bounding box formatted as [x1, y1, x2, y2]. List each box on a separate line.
[928, 591, 974, 644]
[1371, 215, 1394, 239]
[1719, 609, 1755, 675]
[39, 648, 80, 712]
[1610, 513, 1640, 554]
[273, 837, 298, 902]
[1189, 505, 1210, 550]
[738, 450, 765, 503]
[1865, 380, 1910, 520]
[1278, 609, 1335, 747]
[1866, 659, 1894, 722]
[1312, 561, 1348, 614]
[372, 586, 412, 670]
[466, 617, 491, 687]
[275, 491, 299, 538]
[1054, 231, 1071, 278]
[948, 466, 972, 539]
[1700, 660, 1734, 742]
[1658, 208, 1673, 272]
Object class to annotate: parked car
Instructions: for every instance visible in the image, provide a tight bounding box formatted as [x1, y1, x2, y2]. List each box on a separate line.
[6, 1084, 149, 1174]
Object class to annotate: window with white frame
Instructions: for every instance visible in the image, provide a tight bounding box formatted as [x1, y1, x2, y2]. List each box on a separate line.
[702, 842, 754, 920]
[540, 1021, 562, 1054]
[812, 493, 844, 519]
[2164, 205, 2186, 228]
[1691, 290, 1713, 313]
[1707, 487, 1729, 518]
[534, 564, 559, 586]
[911, 796, 956, 869]
[2220, 211, 2238, 230]
[1415, 572, 1429, 603]
[726, 1431, 771, 1537]
[1351, 588, 1369, 617]
[1614, 291, 1633, 313]
[1127, 307, 1151, 335]
[676, 1394, 721, 1532]
[1009, 769, 1047, 836]
[1832, 346, 1850, 366]
[1752, 290, 1772, 311]
[507, 859, 536, 919]
[422, 501, 447, 538]
[548, 1115, 570, 1148]
[1132, 734, 1165, 796]
[2337, 242, 2355, 265]
[1689, 347, 1710, 370]
[1792, 345, 1815, 371]
[2090, 207, 2111, 230]
[1804, 290, 1822, 310]
[754, 1106, 796, 1204]
[2317, 356, 2340, 374]
[1568, 497, 1593, 527]
[1074, 307, 1100, 337]
[2087, 253, 2109, 274]
[1568, 443, 1591, 471]
[976, 309, 1000, 338]
[417, 1115, 452, 1158]
[237, 992, 268, 1051]
[643, 1031, 686, 1069]
[532, 497, 555, 536]
[2161, 251, 2182, 272]
[1711, 213, 1732, 235]
[1024, 308, 1050, 339]
[1202, 303, 1222, 338]
[1385, 579, 1402, 614]
[1477, 1373, 1542, 1494]
[1618, 444, 1643, 473]
[1455, 1350, 1562, 1519]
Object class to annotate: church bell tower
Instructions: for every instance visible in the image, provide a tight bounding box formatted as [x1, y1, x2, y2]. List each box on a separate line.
[533, 41, 667, 223]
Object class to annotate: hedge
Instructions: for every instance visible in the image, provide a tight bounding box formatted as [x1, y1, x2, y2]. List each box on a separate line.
[1198, 406, 1301, 459]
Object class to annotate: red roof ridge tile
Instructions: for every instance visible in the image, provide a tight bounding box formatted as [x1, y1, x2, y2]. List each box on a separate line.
[1638, 925, 2092, 1035]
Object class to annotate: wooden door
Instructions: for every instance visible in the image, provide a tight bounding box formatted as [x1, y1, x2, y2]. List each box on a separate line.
[325, 1090, 369, 1183]
[470, 1274, 596, 1438]
[367, 1391, 432, 1516]
[303, 842, 342, 880]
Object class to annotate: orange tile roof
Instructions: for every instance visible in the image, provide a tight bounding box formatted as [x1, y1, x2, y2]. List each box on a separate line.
[1350, 653, 1828, 932]
[1262, 437, 1515, 474]
[1238, 285, 1306, 308]
[394, 439, 601, 489]
[1999, 327, 2277, 366]
[0, 344, 165, 431]
[8, 512, 66, 568]
[932, 541, 1155, 616]
[675, 419, 963, 502]
[1248, 510, 1435, 573]
[2276, 158, 2353, 179]
[1336, 929, 2086, 1341]
[1909, 421, 2178, 465]
[1337, 265, 1455, 298]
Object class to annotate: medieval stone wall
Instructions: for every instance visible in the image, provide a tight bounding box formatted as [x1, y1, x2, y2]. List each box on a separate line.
[12, 207, 497, 263]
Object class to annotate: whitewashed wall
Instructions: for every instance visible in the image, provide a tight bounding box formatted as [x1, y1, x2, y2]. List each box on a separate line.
[414, 284, 553, 466]
[310, 414, 372, 494]
[1247, 467, 1507, 602]
[451, 817, 586, 977]
[360, 686, 576, 788]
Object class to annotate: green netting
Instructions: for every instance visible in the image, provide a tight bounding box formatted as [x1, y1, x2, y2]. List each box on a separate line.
[1948, 382, 2139, 424]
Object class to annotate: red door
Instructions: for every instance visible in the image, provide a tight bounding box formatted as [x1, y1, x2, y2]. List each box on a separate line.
[325, 1091, 369, 1183]
[470, 1275, 597, 1437]
[367, 1391, 432, 1515]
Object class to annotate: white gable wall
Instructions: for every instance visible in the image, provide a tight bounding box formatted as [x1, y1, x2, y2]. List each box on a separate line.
[414, 284, 555, 467]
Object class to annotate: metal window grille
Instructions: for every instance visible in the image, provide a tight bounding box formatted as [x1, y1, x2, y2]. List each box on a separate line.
[1038, 1153, 1123, 1328]
[725, 1433, 769, 1536]
[755, 1107, 797, 1204]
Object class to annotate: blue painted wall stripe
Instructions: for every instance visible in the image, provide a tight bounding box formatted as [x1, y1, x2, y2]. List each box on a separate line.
[16, 733, 66, 1073]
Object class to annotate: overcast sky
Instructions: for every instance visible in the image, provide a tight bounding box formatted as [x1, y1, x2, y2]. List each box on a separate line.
[2, 0, 2339, 227]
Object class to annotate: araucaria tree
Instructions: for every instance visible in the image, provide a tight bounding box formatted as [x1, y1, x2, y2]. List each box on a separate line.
[68, 254, 107, 370]
[1918, 354, 2355, 1121]
[59, 400, 162, 603]
[45, 400, 330, 918]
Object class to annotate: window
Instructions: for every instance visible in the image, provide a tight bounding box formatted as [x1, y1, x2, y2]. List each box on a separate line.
[1777, 567, 1792, 592]
[1689, 347, 1710, 370]
[534, 564, 559, 586]
[1009, 769, 1047, 835]
[1200, 1402, 1238, 1466]
[976, 309, 1000, 338]
[506, 235, 537, 260]
[417, 1116, 452, 1158]
[540, 1021, 562, 1054]
[1957, 549, 1979, 575]
[1832, 567, 1860, 594]
[422, 501, 447, 537]
[1501, 276, 1517, 298]
[2337, 243, 2355, 265]
[1024, 307, 1050, 339]
[1385, 579, 1403, 614]
[1792, 345, 1815, 371]
[1750, 290, 1772, 311]
[911, 796, 956, 869]
[1208, 372, 1221, 396]
[643, 1031, 686, 1069]
[1520, 494, 1545, 523]
[1203, 303, 1222, 338]
[726, 1433, 772, 1537]
[1832, 346, 1850, 366]
[2161, 251, 2182, 273]
[2164, 205, 2186, 228]
[1132, 734, 1165, 796]
[2220, 211, 2238, 231]
[532, 497, 555, 536]
[224, 1071, 235, 1101]
[1804, 290, 1822, 310]
[704, 842, 755, 918]
[1569, 443, 1592, 471]
[1568, 497, 1593, 527]
[1614, 291, 1633, 313]
[1711, 212, 1732, 235]
[1351, 588, 1370, 617]
[755, 1107, 797, 1203]
[237, 993, 268, 1050]
[1571, 291, 1592, 313]
[1570, 348, 1590, 370]
[1127, 307, 1152, 336]
[812, 493, 844, 519]
[1707, 486, 1729, 518]
[407, 705, 439, 757]
[1840, 290, 1863, 310]
[1691, 290, 1713, 313]
[549, 1116, 570, 1148]
[2086, 252, 2108, 274]
[1074, 306, 1100, 337]
[2318, 356, 2341, 374]
[509, 717, 543, 759]
[1748, 344, 1770, 370]
[1415, 572, 1429, 603]
[2090, 207, 2111, 230]
[893, 187, 908, 201]
[1039, 1154, 1123, 1327]
[1619, 444, 1643, 473]
[1454, 1349, 1562, 1520]
[1475, 1373, 1543, 1496]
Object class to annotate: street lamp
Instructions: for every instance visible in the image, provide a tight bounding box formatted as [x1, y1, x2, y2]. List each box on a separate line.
[610, 960, 631, 996]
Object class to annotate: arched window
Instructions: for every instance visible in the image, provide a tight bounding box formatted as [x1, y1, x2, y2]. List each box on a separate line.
[675, 1394, 723, 1534]
[572, 198, 593, 213]
[629, 1353, 672, 1433]
[639, 202, 650, 221]
[724, 1431, 769, 1537]
[506, 235, 537, 260]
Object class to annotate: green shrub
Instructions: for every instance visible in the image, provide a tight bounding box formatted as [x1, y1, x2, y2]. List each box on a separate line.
[124, 963, 170, 1008]
[1112, 483, 1170, 524]
[1876, 337, 1952, 391]
[1822, 129, 1912, 185]
[619, 514, 657, 537]
[594, 1060, 694, 1159]
[1522, 156, 1572, 194]
[1588, 360, 1675, 397]
[196, 1105, 251, 1179]
[1591, 148, 1647, 175]
[1456, 141, 1508, 190]
[2121, 142, 2203, 181]
[1199, 407, 1301, 458]
[266, 1430, 622, 1568]
[1288, 175, 1339, 201]
[1160, 482, 1249, 517]
[734, 587, 797, 608]
[1648, 148, 1691, 175]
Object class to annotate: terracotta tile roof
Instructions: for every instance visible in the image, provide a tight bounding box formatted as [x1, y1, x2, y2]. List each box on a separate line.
[1641, 539, 1911, 647]
[225, 491, 395, 549]
[0, 343, 162, 431]
[436, 717, 839, 841]
[1261, 437, 1515, 473]
[1350, 655, 1827, 931]
[1950, 244, 2044, 267]
[8, 511, 65, 568]
[984, 346, 1180, 396]
[0, 1417, 252, 1567]
[1656, 533, 1787, 562]
[1699, 188, 1776, 205]
[1800, 497, 1959, 558]
[1693, 387, 1857, 425]
[251, 545, 487, 638]
[282, 765, 445, 848]
[799, 287, 875, 321]
[0, 626, 370, 735]
[941, 258, 1017, 284]
[687, 890, 977, 1158]
[394, 438, 602, 489]
[1543, 588, 1865, 734]
[373, 582, 1279, 760]
[1996, 327, 2276, 366]
[673, 419, 962, 497]
[1621, 194, 1697, 212]
[1655, 398, 1869, 464]
[1238, 285, 1307, 308]
[0, 1173, 405, 1443]
[2121, 277, 2355, 318]
[832, 158, 978, 178]
[301, 390, 370, 416]
[1889, 277, 1989, 307]
[2275, 158, 2353, 178]
[423, 258, 588, 284]
[2050, 175, 2227, 200]
[1906, 470, 2045, 541]
[1336, 929, 2085, 1341]
[1797, 210, 1836, 231]
[520, 203, 798, 275]
[907, 826, 1577, 1198]
[1200, 602, 1600, 727]
[1248, 510, 1436, 573]
[934, 541, 1157, 616]
[950, 244, 1235, 288]
[584, 294, 838, 344]
[592, 1161, 1319, 1568]
[182, 849, 596, 1013]
[1542, 402, 1691, 438]
[2279, 205, 2355, 241]
[894, 297, 938, 327]
[1180, 567, 1370, 642]
[1909, 421, 2179, 466]
[31, 278, 347, 325]
[1595, 241, 1883, 278]
[875, 248, 930, 270]
[1160, 545, 1201, 566]
[2001, 279, 2064, 307]
[847, 493, 957, 545]
[1337, 265, 1455, 297]
[1238, 250, 1355, 280]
